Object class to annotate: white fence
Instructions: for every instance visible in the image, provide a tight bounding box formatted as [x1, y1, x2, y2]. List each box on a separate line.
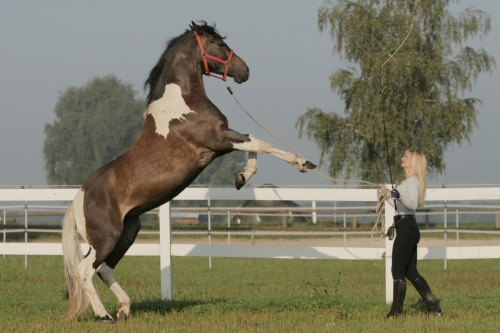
[1, 187, 500, 303]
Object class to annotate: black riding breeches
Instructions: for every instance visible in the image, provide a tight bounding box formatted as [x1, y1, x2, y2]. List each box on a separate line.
[391, 216, 423, 282]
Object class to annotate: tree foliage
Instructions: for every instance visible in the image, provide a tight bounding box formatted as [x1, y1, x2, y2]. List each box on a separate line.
[44, 75, 145, 185]
[296, 0, 495, 184]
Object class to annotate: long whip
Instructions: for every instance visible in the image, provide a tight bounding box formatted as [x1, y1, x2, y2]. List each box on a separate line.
[223, 1, 413, 240]
[378, 0, 415, 227]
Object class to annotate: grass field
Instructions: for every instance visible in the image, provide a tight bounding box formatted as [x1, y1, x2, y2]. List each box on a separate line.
[1, 255, 499, 332]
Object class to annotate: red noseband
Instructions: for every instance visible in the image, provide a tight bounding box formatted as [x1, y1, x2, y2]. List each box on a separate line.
[193, 31, 234, 81]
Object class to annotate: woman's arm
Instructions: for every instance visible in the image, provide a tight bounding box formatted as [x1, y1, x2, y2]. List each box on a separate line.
[396, 177, 419, 211]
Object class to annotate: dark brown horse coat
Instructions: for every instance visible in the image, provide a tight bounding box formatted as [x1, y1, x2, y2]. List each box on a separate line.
[80, 23, 252, 270]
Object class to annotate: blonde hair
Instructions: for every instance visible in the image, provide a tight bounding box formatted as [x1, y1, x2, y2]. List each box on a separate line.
[407, 149, 427, 208]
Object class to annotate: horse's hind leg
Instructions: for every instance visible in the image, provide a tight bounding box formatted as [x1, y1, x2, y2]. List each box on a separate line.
[234, 152, 257, 190]
[96, 215, 141, 320]
[75, 248, 115, 323]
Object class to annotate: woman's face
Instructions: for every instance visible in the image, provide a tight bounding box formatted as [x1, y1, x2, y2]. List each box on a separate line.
[401, 151, 412, 169]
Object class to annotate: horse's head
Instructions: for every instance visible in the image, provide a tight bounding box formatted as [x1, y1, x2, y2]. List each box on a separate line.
[190, 21, 249, 84]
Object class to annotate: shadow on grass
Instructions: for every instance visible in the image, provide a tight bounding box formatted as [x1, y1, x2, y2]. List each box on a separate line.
[130, 298, 227, 315]
[131, 296, 353, 318]
[130, 294, 350, 315]
[406, 298, 439, 314]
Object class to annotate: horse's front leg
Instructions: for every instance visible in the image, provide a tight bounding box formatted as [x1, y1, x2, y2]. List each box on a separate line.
[221, 131, 316, 189]
[233, 134, 316, 171]
[234, 152, 257, 190]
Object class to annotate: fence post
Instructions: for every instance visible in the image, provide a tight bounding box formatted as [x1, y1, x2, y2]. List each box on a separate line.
[343, 212, 347, 248]
[2, 208, 5, 259]
[385, 201, 395, 304]
[160, 202, 173, 301]
[444, 200, 447, 270]
[227, 210, 231, 245]
[312, 201, 317, 224]
[24, 201, 28, 269]
[334, 201, 337, 224]
[208, 199, 212, 269]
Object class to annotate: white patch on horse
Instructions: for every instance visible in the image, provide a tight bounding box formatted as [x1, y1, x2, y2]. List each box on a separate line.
[232, 134, 306, 168]
[73, 190, 88, 243]
[97, 263, 131, 316]
[144, 83, 196, 139]
[232, 134, 282, 155]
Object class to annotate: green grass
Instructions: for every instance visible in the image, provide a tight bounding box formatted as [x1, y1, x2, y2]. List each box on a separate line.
[1, 256, 499, 332]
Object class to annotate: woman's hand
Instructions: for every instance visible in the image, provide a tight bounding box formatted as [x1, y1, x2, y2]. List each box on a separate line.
[391, 189, 402, 201]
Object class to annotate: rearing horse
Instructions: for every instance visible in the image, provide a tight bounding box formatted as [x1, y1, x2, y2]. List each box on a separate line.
[62, 21, 316, 323]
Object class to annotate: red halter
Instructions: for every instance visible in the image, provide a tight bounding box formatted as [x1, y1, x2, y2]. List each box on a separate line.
[193, 31, 234, 81]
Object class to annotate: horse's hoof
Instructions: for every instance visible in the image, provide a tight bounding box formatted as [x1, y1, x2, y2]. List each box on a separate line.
[301, 161, 317, 172]
[234, 171, 246, 190]
[99, 315, 115, 324]
[116, 311, 128, 320]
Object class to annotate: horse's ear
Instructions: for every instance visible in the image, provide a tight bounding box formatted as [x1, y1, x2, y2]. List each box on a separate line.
[190, 21, 200, 33]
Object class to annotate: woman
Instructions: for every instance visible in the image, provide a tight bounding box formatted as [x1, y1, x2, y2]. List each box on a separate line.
[386, 149, 443, 318]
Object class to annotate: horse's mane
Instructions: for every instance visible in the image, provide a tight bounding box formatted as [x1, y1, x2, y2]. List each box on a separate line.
[144, 21, 225, 105]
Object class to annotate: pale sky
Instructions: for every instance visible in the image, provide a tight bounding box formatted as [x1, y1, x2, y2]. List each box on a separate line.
[0, 0, 498, 187]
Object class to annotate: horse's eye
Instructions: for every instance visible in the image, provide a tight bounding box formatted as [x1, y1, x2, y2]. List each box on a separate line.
[209, 39, 225, 47]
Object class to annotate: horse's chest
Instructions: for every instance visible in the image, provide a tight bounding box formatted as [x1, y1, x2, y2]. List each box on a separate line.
[145, 84, 196, 139]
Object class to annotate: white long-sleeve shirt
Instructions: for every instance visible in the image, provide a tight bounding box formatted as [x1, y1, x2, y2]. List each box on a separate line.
[387, 175, 420, 215]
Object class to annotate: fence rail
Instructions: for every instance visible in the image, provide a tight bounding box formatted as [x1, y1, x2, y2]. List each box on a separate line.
[1, 186, 500, 303]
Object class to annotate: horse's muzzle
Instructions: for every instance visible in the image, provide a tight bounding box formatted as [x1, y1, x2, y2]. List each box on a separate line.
[233, 70, 250, 84]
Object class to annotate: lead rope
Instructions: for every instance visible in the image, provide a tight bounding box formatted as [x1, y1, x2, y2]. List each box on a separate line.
[225, 82, 390, 240]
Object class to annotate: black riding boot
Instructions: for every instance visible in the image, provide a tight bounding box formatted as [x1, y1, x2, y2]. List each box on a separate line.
[411, 277, 443, 317]
[386, 279, 407, 319]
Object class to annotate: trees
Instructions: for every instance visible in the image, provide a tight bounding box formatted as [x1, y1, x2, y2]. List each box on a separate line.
[296, 0, 495, 184]
[44, 74, 247, 186]
[44, 75, 145, 185]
